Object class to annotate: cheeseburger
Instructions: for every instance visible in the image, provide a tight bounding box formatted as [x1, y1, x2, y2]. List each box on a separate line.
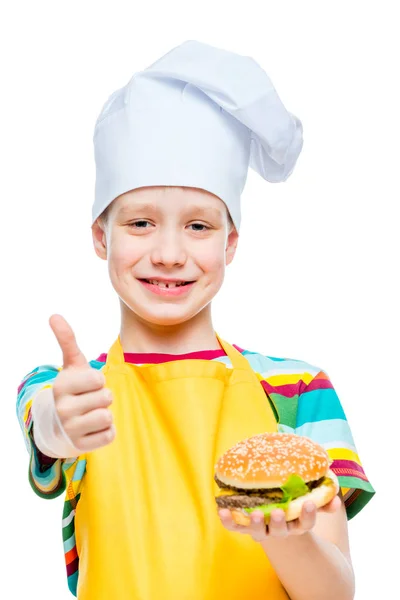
[215, 432, 339, 525]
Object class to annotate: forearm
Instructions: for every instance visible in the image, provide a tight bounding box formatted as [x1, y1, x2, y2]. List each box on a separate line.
[261, 532, 355, 600]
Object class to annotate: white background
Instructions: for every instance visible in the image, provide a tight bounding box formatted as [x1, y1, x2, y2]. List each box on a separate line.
[1, 1, 398, 598]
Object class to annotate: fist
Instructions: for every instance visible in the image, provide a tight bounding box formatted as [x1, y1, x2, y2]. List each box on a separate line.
[49, 314, 115, 453]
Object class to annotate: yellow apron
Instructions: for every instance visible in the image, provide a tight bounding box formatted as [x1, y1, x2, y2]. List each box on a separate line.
[74, 335, 289, 599]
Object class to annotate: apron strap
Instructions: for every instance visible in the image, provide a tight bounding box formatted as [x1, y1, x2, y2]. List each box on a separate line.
[105, 336, 125, 369]
[215, 335, 255, 371]
[105, 334, 254, 373]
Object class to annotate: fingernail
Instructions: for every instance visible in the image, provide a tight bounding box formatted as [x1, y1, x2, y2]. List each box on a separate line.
[306, 504, 314, 513]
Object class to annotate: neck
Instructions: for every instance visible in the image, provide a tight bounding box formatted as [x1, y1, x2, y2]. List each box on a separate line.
[119, 303, 221, 354]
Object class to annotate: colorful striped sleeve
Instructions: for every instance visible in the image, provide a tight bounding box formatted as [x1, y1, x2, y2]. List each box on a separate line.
[293, 369, 375, 519]
[16, 364, 67, 498]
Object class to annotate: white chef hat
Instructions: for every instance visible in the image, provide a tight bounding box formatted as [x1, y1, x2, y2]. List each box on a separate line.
[92, 40, 303, 231]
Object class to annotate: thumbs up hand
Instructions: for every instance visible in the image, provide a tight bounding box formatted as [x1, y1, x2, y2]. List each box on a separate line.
[31, 315, 115, 459]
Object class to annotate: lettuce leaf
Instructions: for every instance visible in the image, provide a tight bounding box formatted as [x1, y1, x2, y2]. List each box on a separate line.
[243, 496, 291, 517]
[281, 474, 309, 500]
[243, 474, 310, 516]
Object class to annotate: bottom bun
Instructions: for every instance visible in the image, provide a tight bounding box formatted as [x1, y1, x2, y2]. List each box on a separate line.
[230, 469, 339, 526]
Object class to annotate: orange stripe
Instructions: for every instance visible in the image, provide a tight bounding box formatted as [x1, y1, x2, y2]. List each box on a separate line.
[65, 546, 78, 565]
[314, 371, 330, 380]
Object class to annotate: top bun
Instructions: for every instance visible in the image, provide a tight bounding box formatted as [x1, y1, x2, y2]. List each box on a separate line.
[215, 432, 331, 489]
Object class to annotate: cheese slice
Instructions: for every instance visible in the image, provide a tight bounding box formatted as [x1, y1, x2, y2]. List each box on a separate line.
[216, 489, 238, 497]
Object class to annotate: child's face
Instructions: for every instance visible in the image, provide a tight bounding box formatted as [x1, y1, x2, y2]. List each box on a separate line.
[92, 186, 238, 327]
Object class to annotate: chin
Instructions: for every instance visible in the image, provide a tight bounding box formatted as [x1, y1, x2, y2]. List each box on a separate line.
[141, 311, 198, 327]
[123, 300, 207, 328]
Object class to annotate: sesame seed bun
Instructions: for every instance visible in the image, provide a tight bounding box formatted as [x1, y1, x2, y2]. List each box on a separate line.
[230, 469, 340, 525]
[215, 432, 331, 489]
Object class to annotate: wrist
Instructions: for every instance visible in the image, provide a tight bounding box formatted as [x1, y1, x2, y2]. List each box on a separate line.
[260, 528, 315, 552]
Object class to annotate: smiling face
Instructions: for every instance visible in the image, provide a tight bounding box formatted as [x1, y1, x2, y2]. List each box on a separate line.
[92, 186, 238, 328]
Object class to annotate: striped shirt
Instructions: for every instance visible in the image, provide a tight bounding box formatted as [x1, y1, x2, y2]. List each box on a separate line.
[16, 344, 375, 597]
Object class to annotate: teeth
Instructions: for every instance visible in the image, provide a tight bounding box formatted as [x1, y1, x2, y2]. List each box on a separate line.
[147, 280, 185, 289]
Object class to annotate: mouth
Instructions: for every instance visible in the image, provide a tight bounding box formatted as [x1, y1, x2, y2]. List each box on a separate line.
[139, 279, 195, 289]
[137, 278, 196, 297]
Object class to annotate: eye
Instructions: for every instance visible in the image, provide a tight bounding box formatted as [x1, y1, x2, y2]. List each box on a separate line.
[128, 220, 152, 229]
[188, 223, 210, 232]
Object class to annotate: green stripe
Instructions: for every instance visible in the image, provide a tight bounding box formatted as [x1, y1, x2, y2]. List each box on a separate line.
[62, 494, 81, 541]
[269, 392, 299, 429]
[338, 476, 376, 520]
[63, 518, 76, 541]
[339, 476, 375, 494]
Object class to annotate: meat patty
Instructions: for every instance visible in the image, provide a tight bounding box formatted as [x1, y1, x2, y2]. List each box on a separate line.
[215, 475, 327, 510]
[216, 494, 283, 509]
[214, 474, 325, 495]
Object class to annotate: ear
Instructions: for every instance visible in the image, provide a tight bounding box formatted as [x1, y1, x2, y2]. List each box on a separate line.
[91, 219, 108, 260]
[225, 226, 239, 266]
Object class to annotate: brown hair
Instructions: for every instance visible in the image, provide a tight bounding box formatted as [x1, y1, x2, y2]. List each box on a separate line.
[98, 197, 234, 231]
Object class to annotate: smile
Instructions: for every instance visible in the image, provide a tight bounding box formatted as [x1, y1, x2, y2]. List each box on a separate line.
[138, 279, 196, 297]
[143, 279, 193, 289]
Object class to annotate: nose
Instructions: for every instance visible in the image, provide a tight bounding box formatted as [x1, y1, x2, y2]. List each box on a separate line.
[150, 229, 187, 268]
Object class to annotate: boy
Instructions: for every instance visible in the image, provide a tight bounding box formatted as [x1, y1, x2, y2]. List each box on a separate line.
[17, 41, 374, 600]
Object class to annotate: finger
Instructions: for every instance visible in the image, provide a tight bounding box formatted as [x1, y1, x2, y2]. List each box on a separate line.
[64, 408, 114, 438]
[75, 424, 116, 452]
[320, 496, 342, 513]
[73, 387, 113, 415]
[218, 509, 235, 529]
[298, 501, 317, 531]
[218, 510, 247, 533]
[267, 509, 288, 538]
[249, 511, 269, 541]
[54, 368, 106, 398]
[49, 314, 89, 369]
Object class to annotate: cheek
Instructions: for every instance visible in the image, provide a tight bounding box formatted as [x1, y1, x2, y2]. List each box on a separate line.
[196, 241, 226, 274]
[108, 239, 142, 272]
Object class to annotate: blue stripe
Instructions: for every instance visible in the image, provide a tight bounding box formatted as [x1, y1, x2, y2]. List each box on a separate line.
[211, 355, 233, 367]
[72, 459, 87, 481]
[89, 360, 106, 370]
[211, 351, 322, 380]
[67, 571, 78, 596]
[19, 367, 59, 389]
[16, 367, 59, 418]
[296, 388, 347, 427]
[242, 349, 311, 365]
[89, 360, 106, 369]
[64, 532, 77, 553]
[31, 453, 60, 485]
[295, 418, 356, 447]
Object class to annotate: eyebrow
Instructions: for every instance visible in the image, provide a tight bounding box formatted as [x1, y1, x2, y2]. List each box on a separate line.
[117, 203, 223, 220]
[183, 205, 223, 219]
[117, 203, 159, 216]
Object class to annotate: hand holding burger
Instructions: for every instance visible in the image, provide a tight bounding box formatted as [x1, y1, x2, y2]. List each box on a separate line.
[215, 432, 341, 538]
